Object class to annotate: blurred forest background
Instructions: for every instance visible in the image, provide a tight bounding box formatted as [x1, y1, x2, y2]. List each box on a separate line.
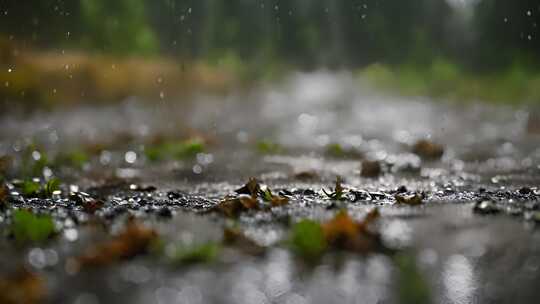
[1, 0, 540, 108]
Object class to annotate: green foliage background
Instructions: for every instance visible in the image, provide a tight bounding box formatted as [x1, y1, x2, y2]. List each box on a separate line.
[1, 0, 540, 103]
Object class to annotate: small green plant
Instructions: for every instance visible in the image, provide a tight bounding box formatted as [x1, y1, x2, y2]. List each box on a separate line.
[22, 180, 41, 196]
[21, 178, 60, 198]
[43, 178, 60, 197]
[323, 176, 345, 200]
[170, 242, 221, 265]
[55, 150, 90, 168]
[289, 219, 326, 261]
[395, 254, 432, 304]
[145, 138, 205, 162]
[255, 140, 282, 154]
[11, 210, 55, 243]
[325, 143, 345, 157]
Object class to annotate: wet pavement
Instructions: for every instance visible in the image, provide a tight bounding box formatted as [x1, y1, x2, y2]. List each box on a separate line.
[0, 71, 539, 304]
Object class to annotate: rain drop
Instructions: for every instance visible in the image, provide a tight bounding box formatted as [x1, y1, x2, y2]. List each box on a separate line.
[125, 151, 137, 164]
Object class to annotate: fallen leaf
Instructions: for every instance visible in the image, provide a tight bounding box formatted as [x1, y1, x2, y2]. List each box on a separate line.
[395, 193, 424, 206]
[323, 176, 345, 200]
[322, 209, 383, 253]
[293, 170, 319, 180]
[261, 187, 289, 207]
[215, 195, 259, 218]
[0, 182, 8, 208]
[361, 160, 382, 178]
[234, 178, 260, 197]
[412, 140, 444, 159]
[82, 199, 105, 214]
[0, 269, 46, 304]
[71, 220, 158, 270]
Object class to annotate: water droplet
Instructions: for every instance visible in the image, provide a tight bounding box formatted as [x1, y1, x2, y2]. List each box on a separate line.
[100, 150, 112, 165]
[64, 229, 78, 242]
[125, 151, 137, 164]
[43, 167, 53, 178]
[192, 164, 202, 174]
[32, 150, 41, 161]
[28, 248, 47, 269]
[526, 10, 532, 16]
[159, 91, 165, 99]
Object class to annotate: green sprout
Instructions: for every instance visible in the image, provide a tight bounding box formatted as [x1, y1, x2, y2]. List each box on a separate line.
[323, 176, 345, 200]
[20, 178, 61, 198]
[11, 210, 56, 243]
[289, 219, 327, 261]
[43, 178, 60, 197]
[170, 242, 221, 265]
[22, 180, 41, 196]
[261, 187, 274, 202]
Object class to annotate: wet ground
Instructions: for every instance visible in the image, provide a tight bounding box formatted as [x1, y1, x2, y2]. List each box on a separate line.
[1, 71, 540, 304]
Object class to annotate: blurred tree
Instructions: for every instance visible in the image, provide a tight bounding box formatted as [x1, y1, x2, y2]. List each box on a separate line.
[0, 0, 539, 70]
[80, 0, 158, 55]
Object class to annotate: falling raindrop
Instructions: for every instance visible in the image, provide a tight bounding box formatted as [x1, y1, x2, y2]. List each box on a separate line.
[125, 151, 137, 164]
[192, 164, 203, 174]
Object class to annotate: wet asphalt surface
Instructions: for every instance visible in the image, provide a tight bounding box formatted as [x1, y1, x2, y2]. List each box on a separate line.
[1, 71, 540, 304]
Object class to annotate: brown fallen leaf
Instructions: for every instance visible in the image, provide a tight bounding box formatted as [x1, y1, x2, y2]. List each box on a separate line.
[215, 195, 259, 218]
[361, 160, 382, 178]
[322, 209, 383, 253]
[270, 195, 289, 207]
[0, 155, 11, 174]
[412, 140, 444, 159]
[223, 227, 265, 256]
[260, 187, 289, 207]
[234, 178, 261, 197]
[70, 220, 158, 270]
[293, 170, 319, 181]
[0, 182, 8, 209]
[395, 193, 424, 206]
[0, 269, 46, 304]
[82, 199, 105, 214]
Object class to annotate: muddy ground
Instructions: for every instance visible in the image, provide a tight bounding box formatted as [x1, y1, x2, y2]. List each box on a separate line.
[1, 71, 539, 304]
